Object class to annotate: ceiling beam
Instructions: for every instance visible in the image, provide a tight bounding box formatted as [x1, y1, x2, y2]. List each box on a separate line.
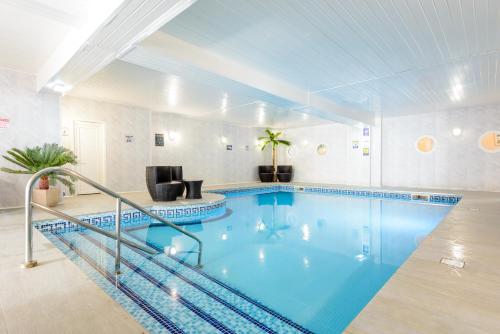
[123, 31, 373, 125]
[36, 0, 197, 92]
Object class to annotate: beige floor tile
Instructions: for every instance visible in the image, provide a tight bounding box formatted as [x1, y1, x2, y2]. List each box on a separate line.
[1, 182, 499, 333]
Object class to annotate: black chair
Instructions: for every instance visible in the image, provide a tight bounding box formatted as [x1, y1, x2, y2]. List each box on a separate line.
[277, 165, 293, 182]
[171, 166, 185, 196]
[258, 165, 274, 182]
[146, 166, 183, 201]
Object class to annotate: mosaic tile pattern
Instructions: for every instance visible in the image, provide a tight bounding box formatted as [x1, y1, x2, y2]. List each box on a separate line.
[35, 199, 226, 233]
[150, 200, 225, 223]
[41, 223, 313, 334]
[208, 185, 461, 205]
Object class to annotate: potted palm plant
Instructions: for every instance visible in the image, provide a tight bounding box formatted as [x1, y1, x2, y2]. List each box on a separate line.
[259, 129, 291, 182]
[1, 143, 78, 207]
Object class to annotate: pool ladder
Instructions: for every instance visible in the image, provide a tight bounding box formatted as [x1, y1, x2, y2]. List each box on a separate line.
[23, 167, 203, 273]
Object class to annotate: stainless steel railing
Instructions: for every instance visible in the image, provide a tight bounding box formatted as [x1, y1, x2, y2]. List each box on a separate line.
[24, 167, 203, 273]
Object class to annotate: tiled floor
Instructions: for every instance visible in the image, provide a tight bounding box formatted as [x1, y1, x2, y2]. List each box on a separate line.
[1, 183, 500, 333]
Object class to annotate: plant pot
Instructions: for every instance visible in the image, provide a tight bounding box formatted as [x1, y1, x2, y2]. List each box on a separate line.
[32, 188, 61, 207]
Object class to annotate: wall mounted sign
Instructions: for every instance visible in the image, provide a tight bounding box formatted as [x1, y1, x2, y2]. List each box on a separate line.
[352, 140, 359, 149]
[363, 147, 370, 156]
[226, 145, 233, 151]
[155, 133, 164, 147]
[125, 135, 134, 143]
[363, 127, 369, 136]
[0, 118, 10, 129]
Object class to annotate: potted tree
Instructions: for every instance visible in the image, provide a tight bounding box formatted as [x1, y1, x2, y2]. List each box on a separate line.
[1, 143, 78, 207]
[259, 129, 291, 182]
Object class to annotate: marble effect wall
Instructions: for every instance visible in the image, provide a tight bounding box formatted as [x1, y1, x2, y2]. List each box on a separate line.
[61, 96, 266, 193]
[150, 112, 266, 185]
[0, 68, 60, 208]
[382, 105, 500, 191]
[282, 124, 372, 186]
[61, 96, 151, 193]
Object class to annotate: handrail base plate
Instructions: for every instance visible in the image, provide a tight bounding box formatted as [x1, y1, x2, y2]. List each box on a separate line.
[22, 260, 38, 269]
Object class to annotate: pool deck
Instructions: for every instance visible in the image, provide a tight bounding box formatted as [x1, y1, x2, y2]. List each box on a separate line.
[1, 182, 499, 333]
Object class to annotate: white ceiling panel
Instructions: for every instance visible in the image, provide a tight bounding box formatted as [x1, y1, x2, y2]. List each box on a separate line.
[70, 0, 500, 124]
[157, 0, 500, 117]
[70, 60, 329, 128]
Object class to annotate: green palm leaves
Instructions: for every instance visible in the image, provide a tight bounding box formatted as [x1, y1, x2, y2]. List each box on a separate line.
[258, 129, 291, 151]
[1, 143, 78, 194]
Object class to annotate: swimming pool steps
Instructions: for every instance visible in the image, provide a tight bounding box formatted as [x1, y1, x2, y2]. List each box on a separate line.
[46, 227, 313, 334]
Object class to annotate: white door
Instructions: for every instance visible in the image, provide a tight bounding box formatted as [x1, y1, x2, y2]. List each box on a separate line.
[74, 121, 105, 195]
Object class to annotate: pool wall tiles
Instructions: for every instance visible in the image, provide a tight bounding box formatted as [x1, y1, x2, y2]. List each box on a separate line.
[208, 185, 461, 205]
[35, 200, 226, 233]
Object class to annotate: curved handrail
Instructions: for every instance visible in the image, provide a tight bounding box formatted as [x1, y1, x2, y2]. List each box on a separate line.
[24, 167, 203, 270]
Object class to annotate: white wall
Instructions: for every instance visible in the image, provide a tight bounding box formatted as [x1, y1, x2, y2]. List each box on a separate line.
[382, 105, 500, 191]
[151, 112, 265, 185]
[282, 123, 372, 186]
[61, 96, 151, 193]
[60, 96, 266, 193]
[0, 68, 60, 208]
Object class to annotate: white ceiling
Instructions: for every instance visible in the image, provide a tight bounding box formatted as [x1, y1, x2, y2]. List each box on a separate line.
[69, 0, 500, 127]
[0, 0, 89, 74]
[70, 60, 329, 128]
[160, 0, 500, 117]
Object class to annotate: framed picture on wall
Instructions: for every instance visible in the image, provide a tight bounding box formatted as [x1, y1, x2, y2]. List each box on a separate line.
[155, 133, 164, 146]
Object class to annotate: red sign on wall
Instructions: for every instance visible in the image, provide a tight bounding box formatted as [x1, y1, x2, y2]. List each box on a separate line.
[0, 118, 10, 129]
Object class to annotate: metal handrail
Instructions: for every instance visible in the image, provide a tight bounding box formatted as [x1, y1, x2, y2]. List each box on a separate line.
[24, 167, 203, 273]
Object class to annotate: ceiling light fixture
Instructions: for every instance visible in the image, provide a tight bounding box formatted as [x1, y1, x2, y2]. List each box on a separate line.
[167, 76, 179, 107]
[221, 93, 228, 113]
[448, 76, 464, 102]
[452, 128, 462, 136]
[257, 105, 265, 124]
[46, 80, 73, 95]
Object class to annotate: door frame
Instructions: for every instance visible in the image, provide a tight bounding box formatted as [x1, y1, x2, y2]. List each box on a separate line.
[73, 120, 106, 195]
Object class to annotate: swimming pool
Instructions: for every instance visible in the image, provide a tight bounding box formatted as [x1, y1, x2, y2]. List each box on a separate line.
[37, 188, 456, 333]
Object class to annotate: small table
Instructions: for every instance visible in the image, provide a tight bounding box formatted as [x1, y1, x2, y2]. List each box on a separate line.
[184, 180, 203, 199]
[156, 181, 183, 201]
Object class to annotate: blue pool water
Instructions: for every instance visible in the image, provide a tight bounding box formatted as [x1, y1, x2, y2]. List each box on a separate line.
[39, 190, 453, 333]
[131, 191, 451, 333]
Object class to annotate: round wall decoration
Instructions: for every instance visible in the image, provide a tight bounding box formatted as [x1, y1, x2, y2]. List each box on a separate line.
[316, 144, 327, 156]
[415, 136, 436, 154]
[478, 131, 500, 153]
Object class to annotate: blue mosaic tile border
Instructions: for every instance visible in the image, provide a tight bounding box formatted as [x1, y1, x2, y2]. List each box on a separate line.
[35, 200, 226, 233]
[150, 201, 225, 223]
[208, 185, 461, 205]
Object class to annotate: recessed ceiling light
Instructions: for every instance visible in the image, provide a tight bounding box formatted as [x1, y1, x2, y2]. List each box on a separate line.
[46, 80, 73, 94]
[452, 128, 462, 136]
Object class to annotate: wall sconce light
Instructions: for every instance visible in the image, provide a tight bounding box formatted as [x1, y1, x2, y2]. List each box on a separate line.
[452, 128, 462, 136]
[168, 131, 179, 142]
[220, 136, 228, 144]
